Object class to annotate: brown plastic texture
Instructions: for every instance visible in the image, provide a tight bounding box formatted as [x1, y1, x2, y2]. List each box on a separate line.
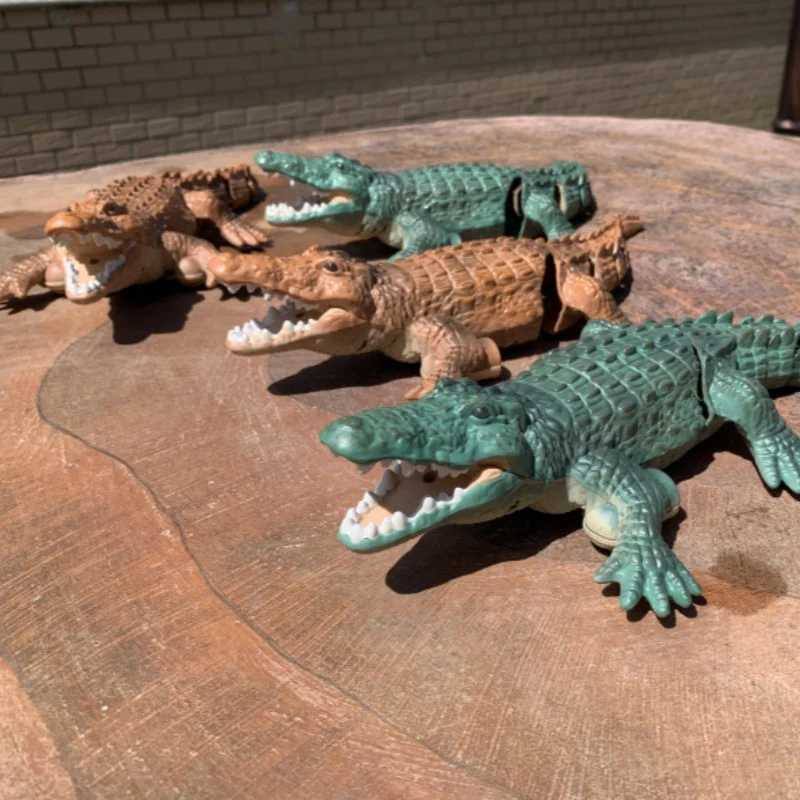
[0, 166, 268, 304]
[210, 215, 641, 398]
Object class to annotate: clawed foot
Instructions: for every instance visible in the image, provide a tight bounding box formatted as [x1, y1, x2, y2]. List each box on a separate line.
[0, 272, 31, 301]
[220, 218, 270, 249]
[752, 426, 800, 493]
[593, 536, 702, 618]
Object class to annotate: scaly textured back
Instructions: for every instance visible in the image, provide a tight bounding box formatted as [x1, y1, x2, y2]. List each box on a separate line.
[391, 161, 587, 231]
[73, 172, 194, 235]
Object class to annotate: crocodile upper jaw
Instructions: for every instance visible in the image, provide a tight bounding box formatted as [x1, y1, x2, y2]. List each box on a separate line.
[264, 182, 360, 225]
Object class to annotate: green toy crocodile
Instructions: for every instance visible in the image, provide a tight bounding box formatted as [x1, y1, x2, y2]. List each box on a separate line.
[255, 149, 594, 259]
[320, 311, 800, 617]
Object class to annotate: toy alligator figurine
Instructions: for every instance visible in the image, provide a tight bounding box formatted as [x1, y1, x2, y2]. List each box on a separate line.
[255, 149, 594, 259]
[207, 215, 641, 399]
[0, 166, 268, 304]
[319, 311, 800, 617]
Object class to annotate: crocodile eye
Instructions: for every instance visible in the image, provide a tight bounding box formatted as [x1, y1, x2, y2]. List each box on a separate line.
[471, 406, 492, 420]
[323, 261, 339, 273]
[103, 201, 125, 216]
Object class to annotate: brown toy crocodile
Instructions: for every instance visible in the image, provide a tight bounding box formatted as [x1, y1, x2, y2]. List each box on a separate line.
[0, 166, 269, 304]
[207, 214, 643, 399]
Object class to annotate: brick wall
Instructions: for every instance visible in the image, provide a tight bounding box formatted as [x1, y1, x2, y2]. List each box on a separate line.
[0, 0, 792, 177]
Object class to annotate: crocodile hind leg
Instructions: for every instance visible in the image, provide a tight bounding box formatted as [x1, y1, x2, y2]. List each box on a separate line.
[0, 246, 60, 301]
[707, 366, 800, 493]
[181, 189, 270, 248]
[161, 231, 221, 287]
[405, 317, 502, 399]
[567, 448, 702, 617]
[388, 211, 462, 261]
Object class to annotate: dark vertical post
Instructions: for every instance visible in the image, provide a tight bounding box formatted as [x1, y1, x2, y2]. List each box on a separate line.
[774, 0, 800, 134]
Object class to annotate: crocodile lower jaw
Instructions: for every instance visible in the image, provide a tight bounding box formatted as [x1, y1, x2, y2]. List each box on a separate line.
[337, 459, 518, 551]
[225, 289, 355, 353]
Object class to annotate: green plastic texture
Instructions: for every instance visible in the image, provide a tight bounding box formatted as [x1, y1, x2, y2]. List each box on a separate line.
[255, 149, 594, 259]
[320, 311, 800, 617]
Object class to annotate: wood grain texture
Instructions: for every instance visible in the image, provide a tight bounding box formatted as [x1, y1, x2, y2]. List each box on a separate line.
[1, 117, 799, 799]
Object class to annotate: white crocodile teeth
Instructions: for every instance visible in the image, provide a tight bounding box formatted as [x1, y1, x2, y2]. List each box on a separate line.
[356, 499, 369, 515]
[391, 511, 408, 531]
[348, 525, 365, 544]
[362, 491, 377, 508]
[375, 469, 398, 496]
[345, 508, 358, 524]
[290, 179, 296, 186]
[422, 496, 436, 513]
[453, 487, 466, 502]
[363, 522, 379, 540]
[400, 461, 415, 478]
[379, 518, 393, 536]
[294, 321, 307, 332]
[262, 290, 272, 300]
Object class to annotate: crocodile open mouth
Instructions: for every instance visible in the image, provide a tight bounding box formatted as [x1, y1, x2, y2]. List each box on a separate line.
[336, 458, 518, 551]
[224, 284, 349, 353]
[50, 231, 135, 299]
[263, 176, 356, 224]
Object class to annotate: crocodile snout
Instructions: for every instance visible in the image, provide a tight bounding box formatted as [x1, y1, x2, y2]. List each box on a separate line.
[45, 210, 85, 237]
[207, 251, 244, 282]
[320, 416, 373, 461]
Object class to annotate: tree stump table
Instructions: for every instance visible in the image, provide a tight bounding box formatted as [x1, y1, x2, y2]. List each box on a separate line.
[0, 117, 799, 799]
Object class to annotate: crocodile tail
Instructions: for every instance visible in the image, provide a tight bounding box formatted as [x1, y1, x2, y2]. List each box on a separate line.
[688, 311, 800, 386]
[177, 165, 260, 209]
[217, 164, 261, 209]
[547, 160, 594, 217]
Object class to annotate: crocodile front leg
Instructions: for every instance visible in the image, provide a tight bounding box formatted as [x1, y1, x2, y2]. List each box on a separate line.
[404, 317, 502, 399]
[388, 211, 462, 261]
[161, 231, 220, 287]
[567, 448, 702, 616]
[707, 366, 800, 493]
[519, 186, 574, 240]
[0, 246, 60, 301]
[181, 189, 270, 248]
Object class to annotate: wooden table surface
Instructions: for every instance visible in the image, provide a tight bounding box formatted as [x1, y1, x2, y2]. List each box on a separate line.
[1, 117, 799, 799]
